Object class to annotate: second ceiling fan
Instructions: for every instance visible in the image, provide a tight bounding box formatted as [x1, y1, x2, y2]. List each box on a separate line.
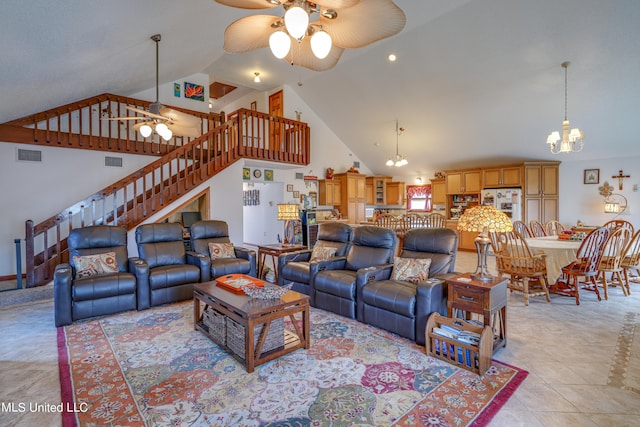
[106, 34, 200, 140]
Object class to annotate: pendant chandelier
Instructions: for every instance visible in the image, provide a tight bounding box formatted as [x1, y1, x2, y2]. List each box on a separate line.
[386, 120, 407, 167]
[546, 61, 584, 154]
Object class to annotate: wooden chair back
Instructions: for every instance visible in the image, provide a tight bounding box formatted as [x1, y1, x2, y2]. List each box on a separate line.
[513, 221, 532, 238]
[597, 227, 632, 298]
[423, 213, 446, 228]
[603, 220, 635, 235]
[621, 230, 640, 281]
[489, 230, 550, 305]
[572, 227, 610, 275]
[401, 214, 422, 233]
[544, 220, 565, 236]
[529, 220, 547, 237]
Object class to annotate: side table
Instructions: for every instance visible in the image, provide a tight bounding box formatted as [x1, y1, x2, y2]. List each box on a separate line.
[446, 273, 508, 354]
[257, 244, 307, 283]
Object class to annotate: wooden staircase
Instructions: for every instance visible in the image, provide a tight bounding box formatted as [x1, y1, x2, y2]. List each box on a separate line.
[0, 93, 310, 287]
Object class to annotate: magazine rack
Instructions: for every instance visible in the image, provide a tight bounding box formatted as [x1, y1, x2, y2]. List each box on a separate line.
[426, 313, 493, 376]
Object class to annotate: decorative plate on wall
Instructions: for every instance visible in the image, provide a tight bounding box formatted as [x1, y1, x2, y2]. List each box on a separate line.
[253, 169, 262, 179]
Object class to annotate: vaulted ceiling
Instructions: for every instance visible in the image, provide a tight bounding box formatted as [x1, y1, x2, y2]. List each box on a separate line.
[1, 0, 639, 177]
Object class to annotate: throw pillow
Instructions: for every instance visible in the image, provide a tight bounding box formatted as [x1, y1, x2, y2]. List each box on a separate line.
[391, 257, 432, 283]
[208, 242, 236, 260]
[73, 252, 119, 279]
[310, 246, 337, 262]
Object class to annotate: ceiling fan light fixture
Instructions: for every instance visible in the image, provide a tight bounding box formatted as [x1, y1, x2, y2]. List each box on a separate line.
[386, 159, 394, 166]
[310, 29, 332, 59]
[269, 30, 291, 58]
[284, 5, 309, 40]
[139, 124, 153, 138]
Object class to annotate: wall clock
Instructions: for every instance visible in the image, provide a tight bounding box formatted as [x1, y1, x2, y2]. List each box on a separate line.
[253, 169, 262, 179]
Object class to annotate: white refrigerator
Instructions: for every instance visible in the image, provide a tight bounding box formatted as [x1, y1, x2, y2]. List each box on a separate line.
[481, 188, 522, 222]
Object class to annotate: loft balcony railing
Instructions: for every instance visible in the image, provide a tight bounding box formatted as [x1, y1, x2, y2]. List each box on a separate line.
[9, 98, 310, 288]
[0, 93, 224, 155]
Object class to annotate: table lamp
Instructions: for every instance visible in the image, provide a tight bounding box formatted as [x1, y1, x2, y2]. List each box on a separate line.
[457, 205, 513, 281]
[277, 203, 300, 244]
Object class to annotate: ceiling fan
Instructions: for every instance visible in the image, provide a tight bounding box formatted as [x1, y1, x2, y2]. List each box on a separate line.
[105, 34, 200, 140]
[216, 0, 406, 71]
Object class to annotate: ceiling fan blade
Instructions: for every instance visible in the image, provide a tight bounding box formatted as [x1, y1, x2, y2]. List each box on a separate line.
[125, 105, 166, 120]
[167, 123, 200, 137]
[132, 122, 151, 131]
[224, 15, 279, 53]
[284, 36, 344, 71]
[321, 0, 406, 49]
[102, 117, 145, 121]
[160, 107, 201, 127]
[214, 0, 278, 10]
[317, 0, 361, 9]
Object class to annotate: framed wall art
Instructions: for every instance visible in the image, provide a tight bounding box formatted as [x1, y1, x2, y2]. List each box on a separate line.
[264, 169, 274, 181]
[287, 184, 294, 192]
[584, 169, 599, 184]
[184, 82, 204, 101]
[242, 167, 250, 180]
[293, 191, 299, 198]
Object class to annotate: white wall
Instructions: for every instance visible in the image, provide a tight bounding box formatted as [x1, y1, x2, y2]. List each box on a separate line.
[242, 182, 284, 246]
[132, 73, 210, 113]
[558, 156, 639, 230]
[0, 143, 154, 276]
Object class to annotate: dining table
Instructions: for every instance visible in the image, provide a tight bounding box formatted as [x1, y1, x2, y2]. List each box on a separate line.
[525, 236, 582, 284]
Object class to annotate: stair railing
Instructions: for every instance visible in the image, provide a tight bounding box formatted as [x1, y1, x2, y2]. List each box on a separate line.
[23, 109, 310, 287]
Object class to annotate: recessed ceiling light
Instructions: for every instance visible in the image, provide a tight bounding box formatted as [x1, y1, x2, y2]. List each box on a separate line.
[388, 53, 397, 62]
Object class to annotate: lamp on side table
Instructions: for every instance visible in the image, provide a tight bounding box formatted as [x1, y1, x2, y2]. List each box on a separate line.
[457, 205, 512, 281]
[277, 203, 300, 244]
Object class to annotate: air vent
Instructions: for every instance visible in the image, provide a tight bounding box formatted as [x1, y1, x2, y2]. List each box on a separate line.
[105, 156, 123, 167]
[295, 172, 304, 180]
[16, 149, 42, 162]
[353, 161, 360, 168]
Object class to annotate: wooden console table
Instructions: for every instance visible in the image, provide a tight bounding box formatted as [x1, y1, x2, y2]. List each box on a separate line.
[257, 243, 306, 283]
[446, 273, 509, 354]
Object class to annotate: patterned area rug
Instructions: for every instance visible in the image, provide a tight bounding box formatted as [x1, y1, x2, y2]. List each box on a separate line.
[58, 301, 527, 426]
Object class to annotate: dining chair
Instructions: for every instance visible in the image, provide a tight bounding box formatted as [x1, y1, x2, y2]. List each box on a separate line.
[490, 231, 551, 306]
[603, 220, 635, 235]
[544, 220, 566, 236]
[529, 220, 547, 237]
[597, 227, 633, 299]
[621, 230, 640, 290]
[423, 212, 446, 228]
[555, 227, 609, 305]
[401, 213, 422, 233]
[513, 221, 533, 238]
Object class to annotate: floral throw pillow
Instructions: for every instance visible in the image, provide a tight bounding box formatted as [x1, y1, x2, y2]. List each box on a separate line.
[391, 257, 432, 283]
[310, 246, 337, 262]
[73, 252, 119, 279]
[208, 242, 236, 260]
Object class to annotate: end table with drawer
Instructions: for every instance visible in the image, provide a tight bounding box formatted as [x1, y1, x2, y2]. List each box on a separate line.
[446, 273, 508, 354]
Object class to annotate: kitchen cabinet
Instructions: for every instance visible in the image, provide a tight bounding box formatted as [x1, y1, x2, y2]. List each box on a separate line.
[386, 181, 406, 206]
[446, 169, 481, 194]
[336, 172, 366, 224]
[482, 166, 522, 188]
[430, 179, 446, 205]
[365, 176, 390, 205]
[318, 179, 341, 206]
[523, 162, 560, 224]
[446, 220, 476, 251]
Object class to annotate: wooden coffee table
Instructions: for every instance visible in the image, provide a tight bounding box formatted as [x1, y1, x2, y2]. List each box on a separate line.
[193, 281, 310, 372]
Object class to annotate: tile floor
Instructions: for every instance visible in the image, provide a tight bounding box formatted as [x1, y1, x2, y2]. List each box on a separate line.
[1, 251, 639, 426]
